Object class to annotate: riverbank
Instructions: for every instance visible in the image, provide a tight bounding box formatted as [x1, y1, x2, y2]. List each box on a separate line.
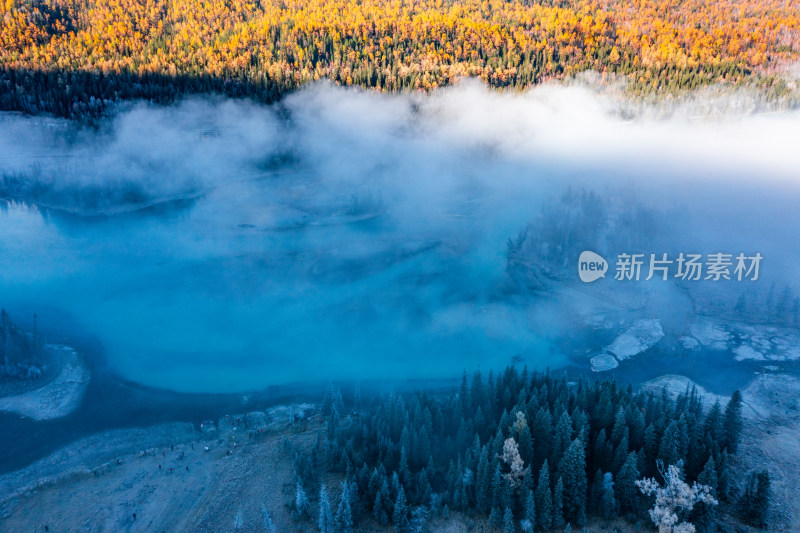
[642, 372, 800, 531]
[0, 345, 89, 421]
[0, 372, 798, 531]
[0, 402, 320, 531]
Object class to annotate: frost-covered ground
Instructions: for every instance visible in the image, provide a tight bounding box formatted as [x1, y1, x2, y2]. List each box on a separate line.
[607, 319, 665, 360]
[590, 353, 619, 372]
[733, 373, 800, 530]
[589, 319, 664, 371]
[577, 295, 800, 373]
[639, 373, 800, 529]
[0, 345, 89, 420]
[1, 375, 797, 532]
[685, 318, 800, 362]
[640, 374, 730, 409]
[0, 401, 474, 532]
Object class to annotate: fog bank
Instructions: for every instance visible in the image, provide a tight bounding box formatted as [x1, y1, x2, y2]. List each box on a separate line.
[1, 81, 799, 392]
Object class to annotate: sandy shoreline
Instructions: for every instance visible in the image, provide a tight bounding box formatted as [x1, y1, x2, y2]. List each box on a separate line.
[0, 345, 90, 421]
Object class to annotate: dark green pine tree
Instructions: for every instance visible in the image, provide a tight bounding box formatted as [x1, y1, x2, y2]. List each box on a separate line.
[378, 476, 392, 525]
[476, 448, 492, 513]
[723, 390, 743, 454]
[658, 420, 681, 467]
[551, 412, 573, 466]
[347, 479, 362, 523]
[692, 456, 718, 532]
[704, 401, 725, 455]
[535, 461, 552, 530]
[459, 371, 471, 416]
[596, 387, 615, 429]
[373, 491, 386, 526]
[533, 408, 553, 466]
[520, 467, 535, 506]
[515, 420, 535, 467]
[612, 435, 629, 474]
[572, 410, 590, 447]
[610, 408, 629, 446]
[615, 451, 641, 518]
[740, 471, 771, 528]
[628, 407, 646, 450]
[717, 450, 733, 501]
[398, 446, 411, 489]
[676, 415, 689, 460]
[393, 486, 410, 533]
[488, 506, 502, 529]
[552, 476, 565, 529]
[524, 489, 536, 530]
[294, 481, 310, 519]
[491, 463, 508, 515]
[558, 439, 587, 525]
[698, 456, 719, 494]
[321, 383, 336, 417]
[335, 482, 354, 533]
[593, 429, 608, 472]
[503, 507, 515, 533]
[599, 472, 617, 520]
[410, 506, 427, 533]
[589, 469, 604, 514]
[471, 371, 485, 411]
[643, 423, 658, 472]
[318, 484, 334, 533]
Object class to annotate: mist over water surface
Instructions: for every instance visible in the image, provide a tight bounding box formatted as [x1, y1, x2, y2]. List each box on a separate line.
[1, 81, 800, 393]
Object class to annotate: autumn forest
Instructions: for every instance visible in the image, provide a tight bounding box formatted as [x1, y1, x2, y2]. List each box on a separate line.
[2, 0, 800, 118]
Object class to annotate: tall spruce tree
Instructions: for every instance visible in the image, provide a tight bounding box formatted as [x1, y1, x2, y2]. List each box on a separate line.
[616, 451, 640, 517]
[336, 482, 354, 533]
[295, 481, 310, 519]
[704, 401, 725, 455]
[393, 486, 410, 533]
[552, 476, 565, 528]
[535, 461, 552, 530]
[524, 489, 536, 530]
[740, 471, 770, 528]
[551, 412, 573, 466]
[558, 439, 587, 525]
[589, 469, 603, 514]
[599, 472, 617, 520]
[658, 421, 681, 467]
[723, 390, 744, 454]
[318, 485, 334, 533]
[692, 457, 719, 532]
[503, 507, 515, 533]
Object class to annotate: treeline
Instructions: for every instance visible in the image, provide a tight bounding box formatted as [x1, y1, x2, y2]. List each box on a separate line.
[733, 282, 800, 328]
[285, 367, 770, 531]
[0, 67, 283, 118]
[0, 309, 45, 380]
[1, 0, 799, 119]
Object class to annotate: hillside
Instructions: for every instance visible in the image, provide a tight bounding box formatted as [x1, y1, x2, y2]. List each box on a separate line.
[2, 0, 800, 117]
